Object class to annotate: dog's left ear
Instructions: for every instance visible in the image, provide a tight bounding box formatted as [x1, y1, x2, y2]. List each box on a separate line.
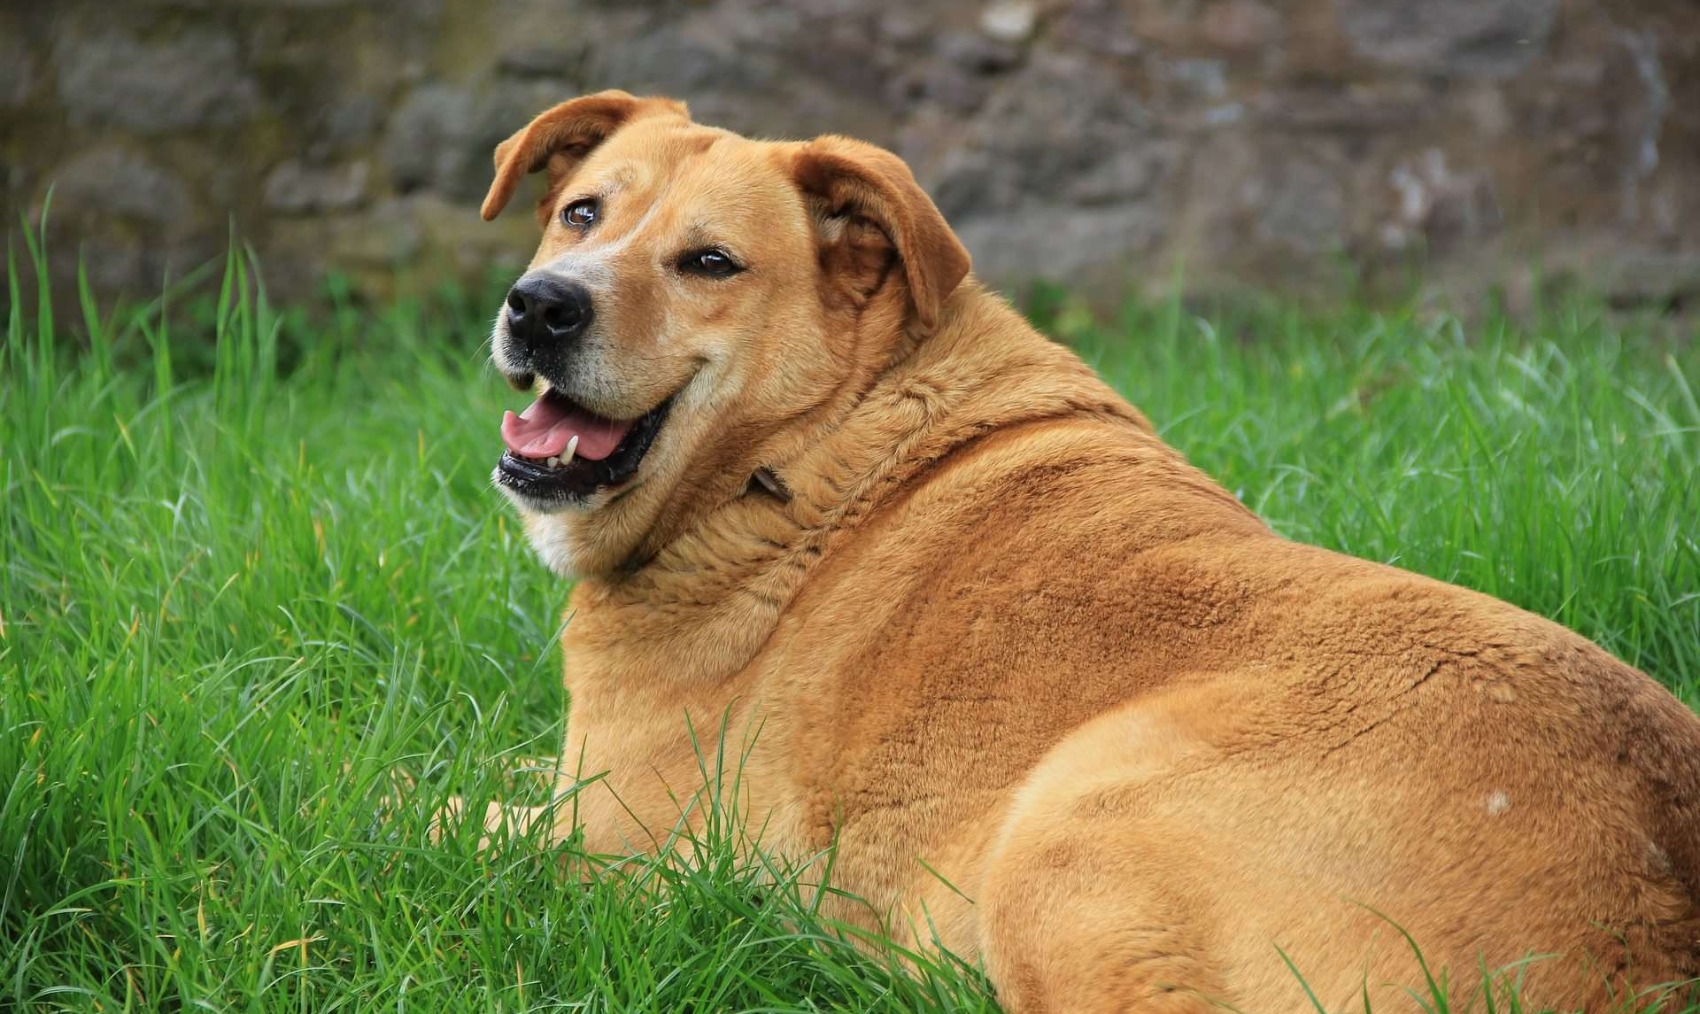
[791, 136, 971, 334]
[481, 90, 689, 222]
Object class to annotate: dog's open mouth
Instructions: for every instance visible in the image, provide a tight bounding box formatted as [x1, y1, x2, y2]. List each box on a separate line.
[495, 386, 673, 503]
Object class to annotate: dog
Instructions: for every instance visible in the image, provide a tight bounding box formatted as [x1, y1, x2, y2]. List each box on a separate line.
[465, 90, 1700, 1012]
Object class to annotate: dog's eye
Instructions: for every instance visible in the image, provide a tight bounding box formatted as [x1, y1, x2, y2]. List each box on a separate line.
[561, 199, 599, 229]
[679, 248, 742, 278]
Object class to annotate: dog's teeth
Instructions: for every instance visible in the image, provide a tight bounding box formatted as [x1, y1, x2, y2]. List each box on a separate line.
[564, 435, 580, 463]
[546, 456, 560, 468]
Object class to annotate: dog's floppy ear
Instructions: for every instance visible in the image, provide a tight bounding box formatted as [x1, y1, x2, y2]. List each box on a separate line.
[480, 90, 689, 222]
[791, 136, 971, 334]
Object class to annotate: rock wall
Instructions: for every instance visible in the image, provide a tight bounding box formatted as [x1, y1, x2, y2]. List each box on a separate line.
[3, 0, 1696, 309]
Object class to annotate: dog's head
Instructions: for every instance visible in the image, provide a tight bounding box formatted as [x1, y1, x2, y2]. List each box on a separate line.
[481, 91, 971, 577]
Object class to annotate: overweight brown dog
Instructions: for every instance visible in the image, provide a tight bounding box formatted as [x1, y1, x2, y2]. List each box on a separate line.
[467, 90, 1700, 1012]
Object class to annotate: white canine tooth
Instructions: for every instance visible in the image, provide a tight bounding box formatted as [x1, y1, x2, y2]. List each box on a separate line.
[564, 435, 580, 463]
[546, 456, 560, 468]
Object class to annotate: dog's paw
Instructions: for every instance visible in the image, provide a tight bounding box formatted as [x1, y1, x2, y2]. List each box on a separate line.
[429, 796, 547, 851]
[425, 794, 468, 846]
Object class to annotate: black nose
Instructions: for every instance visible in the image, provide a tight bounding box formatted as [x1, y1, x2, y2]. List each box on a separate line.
[505, 275, 594, 349]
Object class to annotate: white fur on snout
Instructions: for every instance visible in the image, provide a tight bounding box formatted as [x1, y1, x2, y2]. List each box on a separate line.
[489, 299, 535, 383]
[536, 251, 617, 288]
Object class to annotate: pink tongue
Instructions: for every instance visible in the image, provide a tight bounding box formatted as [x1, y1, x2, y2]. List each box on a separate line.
[500, 395, 635, 461]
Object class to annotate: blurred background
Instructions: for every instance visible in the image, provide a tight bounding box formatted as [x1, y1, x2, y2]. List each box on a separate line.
[2, 0, 1695, 313]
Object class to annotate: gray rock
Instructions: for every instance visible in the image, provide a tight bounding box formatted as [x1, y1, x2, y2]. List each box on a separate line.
[938, 30, 1023, 76]
[980, 1, 1039, 45]
[919, 66, 992, 114]
[1054, 0, 1142, 58]
[384, 82, 479, 196]
[928, 52, 1161, 218]
[1200, 0, 1282, 53]
[1064, 145, 1178, 206]
[0, 31, 33, 108]
[1335, 0, 1558, 78]
[1250, 156, 1346, 253]
[127, 0, 377, 6]
[239, 0, 375, 7]
[498, 45, 586, 79]
[10, 0, 1700, 313]
[330, 198, 424, 265]
[55, 27, 259, 133]
[584, 13, 896, 141]
[1, 159, 28, 223]
[266, 198, 424, 296]
[50, 148, 192, 225]
[1382, 148, 1500, 252]
[264, 160, 370, 214]
[591, 22, 772, 97]
[316, 96, 384, 150]
[879, 8, 934, 46]
[958, 201, 1168, 287]
[1162, 59, 1230, 103]
[385, 79, 587, 202]
[1254, 85, 1432, 131]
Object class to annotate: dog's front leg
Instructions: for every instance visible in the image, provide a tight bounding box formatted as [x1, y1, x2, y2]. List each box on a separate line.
[429, 795, 552, 851]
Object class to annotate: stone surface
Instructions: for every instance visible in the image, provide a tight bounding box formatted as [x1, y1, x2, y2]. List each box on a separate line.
[1200, 0, 1282, 53]
[264, 160, 371, 214]
[384, 82, 480, 196]
[55, 26, 260, 133]
[980, 2, 1039, 45]
[3, 0, 1697, 310]
[0, 31, 34, 109]
[1336, 0, 1559, 78]
[1250, 154, 1347, 253]
[52, 149, 193, 225]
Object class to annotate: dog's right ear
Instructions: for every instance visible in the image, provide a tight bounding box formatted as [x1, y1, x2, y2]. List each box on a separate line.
[791, 136, 971, 335]
[480, 91, 689, 223]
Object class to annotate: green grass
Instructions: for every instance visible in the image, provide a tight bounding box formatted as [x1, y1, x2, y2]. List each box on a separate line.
[1, 221, 1696, 1012]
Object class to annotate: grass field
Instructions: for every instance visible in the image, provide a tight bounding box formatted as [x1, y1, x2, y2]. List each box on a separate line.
[3, 228, 1698, 1012]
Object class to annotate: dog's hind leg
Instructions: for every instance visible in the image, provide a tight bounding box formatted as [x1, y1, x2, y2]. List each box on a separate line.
[972, 690, 1244, 1014]
[977, 817, 1235, 1014]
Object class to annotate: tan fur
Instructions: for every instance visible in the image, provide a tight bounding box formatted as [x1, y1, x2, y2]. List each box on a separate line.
[470, 92, 1700, 1012]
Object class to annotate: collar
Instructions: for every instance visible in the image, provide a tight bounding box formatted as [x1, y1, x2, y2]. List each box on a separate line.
[743, 466, 793, 504]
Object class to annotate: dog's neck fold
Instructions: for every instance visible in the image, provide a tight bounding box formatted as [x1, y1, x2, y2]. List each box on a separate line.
[564, 283, 1154, 687]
